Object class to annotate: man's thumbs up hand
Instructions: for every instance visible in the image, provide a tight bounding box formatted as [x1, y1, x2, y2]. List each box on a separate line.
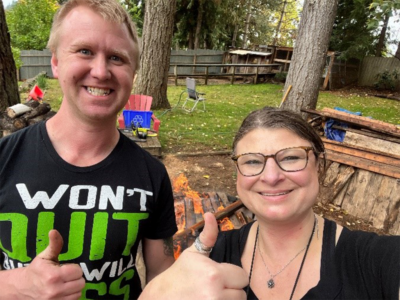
[37, 229, 63, 263]
[16, 230, 85, 300]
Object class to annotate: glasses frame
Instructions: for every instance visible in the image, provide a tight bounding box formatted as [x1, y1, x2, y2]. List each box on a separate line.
[231, 146, 314, 177]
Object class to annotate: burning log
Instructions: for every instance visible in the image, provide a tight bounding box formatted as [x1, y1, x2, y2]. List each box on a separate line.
[174, 199, 244, 238]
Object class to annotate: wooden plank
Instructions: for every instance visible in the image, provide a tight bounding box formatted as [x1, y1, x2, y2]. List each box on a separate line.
[318, 162, 355, 204]
[368, 176, 400, 235]
[323, 140, 400, 167]
[343, 131, 400, 158]
[121, 130, 162, 157]
[341, 170, 383, 222]
[326, 150, 400, 178]
[332, 125, 400, 144]
[301, 108, 400, 138]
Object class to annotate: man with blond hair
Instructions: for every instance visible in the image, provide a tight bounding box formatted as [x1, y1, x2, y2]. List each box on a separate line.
[0, 1, 248, 299]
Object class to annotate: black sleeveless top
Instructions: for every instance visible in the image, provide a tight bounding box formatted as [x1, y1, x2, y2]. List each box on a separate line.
[210, 219, 400, 299]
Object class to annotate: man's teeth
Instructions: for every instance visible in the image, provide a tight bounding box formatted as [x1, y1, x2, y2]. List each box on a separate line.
[261, 191, 289, 196]
[87, 87, 111, 96]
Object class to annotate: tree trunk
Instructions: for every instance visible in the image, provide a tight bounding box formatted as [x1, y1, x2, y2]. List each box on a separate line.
[242, 0, 253, 48]
[231, 24, 238, 48]
[395, 41, 400, 60]
[134, 0, 176, 109]
[194, 1, 204, 50]
[273, 0, 287, 46]
[282, 0, 338, 116]
[375, 13, 390, 57]
[0, 0, 20, 112]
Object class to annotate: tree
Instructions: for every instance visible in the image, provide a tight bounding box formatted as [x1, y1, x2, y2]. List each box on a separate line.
[330, 0, 375, 60]
[282, 0, 339, 114]
[369, 0, 400, 57]
[134, 0, 176, 109]
[0, 0, 20, 111]
[6, 0, 58, 50]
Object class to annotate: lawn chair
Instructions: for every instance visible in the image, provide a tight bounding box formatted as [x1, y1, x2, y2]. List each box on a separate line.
[118, 95, 161, 132]
[176, 78, 206, 112]
[27, 85, 44, 101]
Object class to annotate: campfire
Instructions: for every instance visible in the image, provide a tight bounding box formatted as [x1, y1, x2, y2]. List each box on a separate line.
[172, 173, 251, 258]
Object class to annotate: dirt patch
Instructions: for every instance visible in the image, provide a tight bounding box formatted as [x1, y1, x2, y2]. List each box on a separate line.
[161, 154, 388, 235]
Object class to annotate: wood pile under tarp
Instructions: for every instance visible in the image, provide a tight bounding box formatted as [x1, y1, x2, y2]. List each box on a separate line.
[303, 107, 400, 235]
[0, 101, 56, 137]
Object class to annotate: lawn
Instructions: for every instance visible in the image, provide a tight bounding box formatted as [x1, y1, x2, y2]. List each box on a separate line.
[27, 79, 400, 154]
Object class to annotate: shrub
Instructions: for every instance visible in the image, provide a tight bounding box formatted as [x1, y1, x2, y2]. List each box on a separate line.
[274, 72, 288, 83]
[374, 70, 399, 91]
[36, 74, 48, 90]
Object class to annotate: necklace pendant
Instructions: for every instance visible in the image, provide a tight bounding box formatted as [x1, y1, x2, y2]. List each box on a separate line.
[267, 279, 275, 289]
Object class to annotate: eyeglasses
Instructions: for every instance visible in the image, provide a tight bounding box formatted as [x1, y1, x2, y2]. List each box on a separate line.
[231, 146, 314, 177]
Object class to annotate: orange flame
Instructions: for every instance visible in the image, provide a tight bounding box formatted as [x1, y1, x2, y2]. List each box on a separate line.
[217, 205, 235, 231]
[218, 217, 235, 231]
[173, 173, 204, 215]
[174, 243, 182, 260]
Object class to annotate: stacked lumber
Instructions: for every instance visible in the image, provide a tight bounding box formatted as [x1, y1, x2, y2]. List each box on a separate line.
[173, 192, 252, 258]
[0, 101, 56, 137]
[302, 107, 400, 235]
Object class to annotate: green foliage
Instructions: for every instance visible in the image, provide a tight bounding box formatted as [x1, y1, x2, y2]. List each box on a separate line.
[11, 46, 23, 69]
[330, 0, 377, 60]
[36, 74, 48, 90]
[374, 69, 399, 91]
[274, 72, 287, 82]
[6, 0, 58, 50]
[173, 0, 287, 50]
[121, 0, 144, 36]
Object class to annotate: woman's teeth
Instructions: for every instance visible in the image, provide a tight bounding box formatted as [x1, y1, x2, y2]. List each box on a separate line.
[261, 191, 290, 196]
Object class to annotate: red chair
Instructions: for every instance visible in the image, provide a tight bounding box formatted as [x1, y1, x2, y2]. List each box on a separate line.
[27, 85, 44, 101]
[118, 95, 161, 132]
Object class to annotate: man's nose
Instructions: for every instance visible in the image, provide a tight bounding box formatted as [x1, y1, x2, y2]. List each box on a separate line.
[91, 55, 111, 80]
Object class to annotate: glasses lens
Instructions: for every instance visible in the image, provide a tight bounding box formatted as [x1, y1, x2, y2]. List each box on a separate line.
[237, 153, 265, 176]
[276, 148, 308, 171]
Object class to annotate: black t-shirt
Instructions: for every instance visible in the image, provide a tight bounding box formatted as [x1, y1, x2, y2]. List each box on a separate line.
[210, 219, 400, 299]
[0, 122, 177, 299]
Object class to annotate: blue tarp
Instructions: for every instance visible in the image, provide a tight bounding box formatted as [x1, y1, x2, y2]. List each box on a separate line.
[324, 107, 362, 142]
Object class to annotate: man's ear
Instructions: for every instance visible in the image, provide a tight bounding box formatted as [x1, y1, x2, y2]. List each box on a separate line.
[51, 53, 59, 79]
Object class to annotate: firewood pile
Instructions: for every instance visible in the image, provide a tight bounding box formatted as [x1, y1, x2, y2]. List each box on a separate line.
[303, 107, 400, 235]
[0, 100, 56, 137]
[173, 191, 253, 258]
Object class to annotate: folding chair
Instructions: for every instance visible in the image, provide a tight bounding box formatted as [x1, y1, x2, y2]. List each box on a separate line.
[176, 78, 206, 112]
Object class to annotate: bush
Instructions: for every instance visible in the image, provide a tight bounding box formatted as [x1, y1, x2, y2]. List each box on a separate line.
[374, 70, 399, 91]
[11, 46, 23, 70]
[274, 72, 288, 83]
[36, 74, 48, 90]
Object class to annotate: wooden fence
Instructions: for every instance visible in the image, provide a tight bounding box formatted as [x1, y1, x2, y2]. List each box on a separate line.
[19, 49, 53, 80]
[359, 57, 400, 90]
[170, 63, 283, 85]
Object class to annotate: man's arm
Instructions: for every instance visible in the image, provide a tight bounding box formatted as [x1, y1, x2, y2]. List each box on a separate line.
[142, 237, 175, 283]
[0, 230, 85, 300]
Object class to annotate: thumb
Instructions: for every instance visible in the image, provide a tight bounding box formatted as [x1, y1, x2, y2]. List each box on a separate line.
[37, 229, 63, 263]
[196, 212, 219, 252]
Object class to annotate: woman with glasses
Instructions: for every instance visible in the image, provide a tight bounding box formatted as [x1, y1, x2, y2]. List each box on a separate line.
[209, 107, 399, 300]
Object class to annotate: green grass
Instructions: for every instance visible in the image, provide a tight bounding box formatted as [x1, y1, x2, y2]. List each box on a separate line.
[28, 79, 400, 154]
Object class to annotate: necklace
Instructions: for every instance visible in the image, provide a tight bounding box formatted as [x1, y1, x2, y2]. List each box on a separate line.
[258, 237, 307, 288]
[246, 215, 317, 300]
